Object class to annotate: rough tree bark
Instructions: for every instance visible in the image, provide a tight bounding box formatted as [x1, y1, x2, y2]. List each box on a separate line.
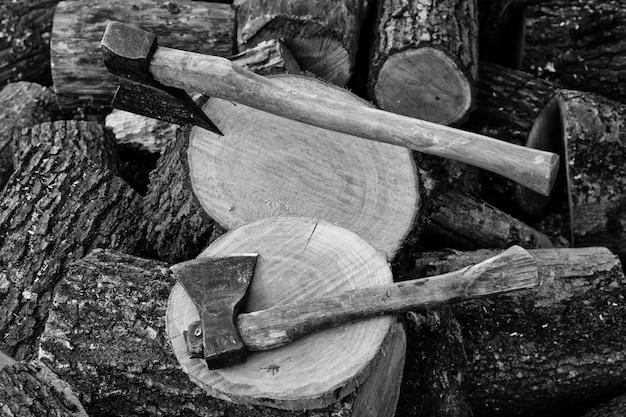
[0, 81, 59, 191]
[0, 0, 58, 87]
[582, 394, 626, 417]
[516, 90, 626, 262]
[235, 0, 369, 86]
[409, 246, 626, 417]
[0, 120, 146, 360]
[523, 0, 626, 103]
[40, 248, 404, 417]
[368, 0, 478, 125]
[51, 0, 236, 114]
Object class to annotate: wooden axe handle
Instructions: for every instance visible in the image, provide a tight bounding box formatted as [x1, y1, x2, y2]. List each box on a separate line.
[150, 47, 559, 196]
[236, 245, 539, 351]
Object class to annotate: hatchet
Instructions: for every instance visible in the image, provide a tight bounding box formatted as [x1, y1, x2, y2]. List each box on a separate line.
[171, 245, 539, 370]
[101, 21, 559, 196]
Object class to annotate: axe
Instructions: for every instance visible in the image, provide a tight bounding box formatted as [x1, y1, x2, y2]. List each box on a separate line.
[171, 245, 539, 370]
[101, 21, 559, 196]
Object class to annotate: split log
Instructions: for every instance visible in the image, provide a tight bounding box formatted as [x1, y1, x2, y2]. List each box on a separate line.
[41, 247, 405, 417]
[396, 308, 473, 417]
[0, 350, 88, 416]
[143, 74, 422, 264]
[368, 0, 478, 125]
[0, 120, 146, 360]
[234, 0, 369, 86]
[0, 81, 59, 191]
[0, 0, 58, 87]
[409, 246, 626, 417]
[523, 0, 626, 103]
[477, 0, 526, 69]
[167, 217, 404, 412]
[51, 0, 236, 114]
[516, 90, 626, 261]
[420, 175, 555, 252]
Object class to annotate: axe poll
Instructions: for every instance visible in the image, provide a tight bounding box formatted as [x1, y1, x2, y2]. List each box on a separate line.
[101, 21, 559, 196]
[171, 245, 539, 369]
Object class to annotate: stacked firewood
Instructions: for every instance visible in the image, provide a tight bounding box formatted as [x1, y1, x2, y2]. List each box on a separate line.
[2, 0, 626, 416]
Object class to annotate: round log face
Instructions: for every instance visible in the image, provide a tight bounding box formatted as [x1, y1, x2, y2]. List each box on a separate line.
[167, 217, 393, 409]
[186, 75, 420, 261]
[374, 47, 472, 125]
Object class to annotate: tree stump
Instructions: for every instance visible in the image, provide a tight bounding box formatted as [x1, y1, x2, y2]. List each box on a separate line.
[517, 90, 626, 261]
[235, 0, 369, 86]
[0, 0, 58, 87]
[523, 0, 626, 104]
[0, 351, 87, 417]
[143, 74, 421, 264]
[51, 0, 236, 114]
[0, 81, 59, 191]
[167, 217, 404, 412]
[0, 120, 146, 359]
[368, 0, 478, 125]
[409, 246, 626, 417]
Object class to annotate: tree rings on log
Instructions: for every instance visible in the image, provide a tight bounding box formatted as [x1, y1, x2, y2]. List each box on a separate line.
[51, 0, 236, 113]
[184, 74, 421, 261]
[369, 0, 478, 125]
[167, 217, 398, 410]
[517, 90, 626, 258]
[235, 0, 369, 86]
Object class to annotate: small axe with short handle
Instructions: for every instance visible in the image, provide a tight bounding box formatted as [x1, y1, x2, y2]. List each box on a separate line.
[101, 21, 559, 196]
[171, 245, 539, 370]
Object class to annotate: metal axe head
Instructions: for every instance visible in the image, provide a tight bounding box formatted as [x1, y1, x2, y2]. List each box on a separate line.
[101, 21, 222, 135]
[170, 254, 259, 369]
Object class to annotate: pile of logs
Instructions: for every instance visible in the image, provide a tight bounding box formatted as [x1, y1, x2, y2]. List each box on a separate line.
[2, 0, 626, 416]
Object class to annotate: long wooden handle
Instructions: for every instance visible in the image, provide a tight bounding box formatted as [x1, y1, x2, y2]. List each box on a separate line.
[149, 47, 558, 195]
[237, 245, 539, 351]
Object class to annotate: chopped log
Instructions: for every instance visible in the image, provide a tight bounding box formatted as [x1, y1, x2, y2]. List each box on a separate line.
[420, 175, 556, 251]
[230, 39, 302, 76]
[523, 1, 626, 103]
[516, 90, 626, 261]
[409, 246, 626, 417]
[41, 247, 405, 417]
[368, 0, 478, 125]
[167, 217, 404, 411]
[396, 308, 473, 417]
[0, 82, 59, 190]
[51, 0, 236, 114]
[143, 74, 422, 264]
[477, 0, 526, 69]
[0, 351, 88, 417]
[0, 120, 146, 360]
[234, 0, 369, 86]
[0, 0, 58, 87]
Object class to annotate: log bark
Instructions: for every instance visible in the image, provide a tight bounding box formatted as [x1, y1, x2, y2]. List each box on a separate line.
[0, 0, 58, 87]
[51, 0, 236, 114]
[235, 0, 369, 86]
[368, 0, 478, 125]
[409, 246, 626, 417]
[582, 394, 626, 417]
[477, 0, 526, 69]
[516, 90, 626, 262]
[396, 308, 473, 417]
[167, 217, 404, 411]
[143, 74, 422, 264]
[0, 120, 146, 360]
[41, 248, 405, 417]
[523, 0, 626, 104]
[0, 82, 59, 191]
[0, 351, 88, 416]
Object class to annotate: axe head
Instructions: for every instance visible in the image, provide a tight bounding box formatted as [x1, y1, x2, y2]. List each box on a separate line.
[171, 254, 259, 369]
[101, 21, 222, 135]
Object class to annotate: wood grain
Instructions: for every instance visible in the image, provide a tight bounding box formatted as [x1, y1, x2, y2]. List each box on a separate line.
[167, 217, 395, 410]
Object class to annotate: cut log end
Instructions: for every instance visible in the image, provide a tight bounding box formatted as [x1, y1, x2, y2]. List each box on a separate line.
[374, 47, 473, 125]
[167, 217, 396, 410]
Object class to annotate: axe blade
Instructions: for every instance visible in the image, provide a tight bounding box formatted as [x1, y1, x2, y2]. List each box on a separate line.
[113, 79, 223, 135]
